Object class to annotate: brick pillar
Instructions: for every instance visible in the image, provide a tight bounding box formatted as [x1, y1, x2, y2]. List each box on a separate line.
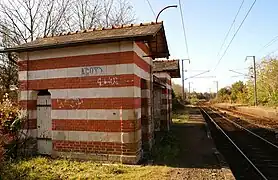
[153, 86, 162, 131]
[160, 88, 170, 131]
[169, 88, 173, 125]
[141, 79, 153, 153]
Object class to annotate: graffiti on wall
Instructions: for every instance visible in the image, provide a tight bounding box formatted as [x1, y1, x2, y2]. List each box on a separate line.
[56, 98, 84, 109]
[80, 66, 119, 87]
[81, 66, 103, 76]
[97, 77, 118, 86]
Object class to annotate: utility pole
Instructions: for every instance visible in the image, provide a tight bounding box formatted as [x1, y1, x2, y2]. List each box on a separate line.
[188, 82, 193, 99]
[181, 59, 190, 100]
[209, 88, 212, 99]
[213, 81, 219, 99]
[245, 56, 258, 106]
[188, 82, 191, 96]
[181, 59, 184, 100]
[253, 56, 258, 106]
[213, 80, 218, 94]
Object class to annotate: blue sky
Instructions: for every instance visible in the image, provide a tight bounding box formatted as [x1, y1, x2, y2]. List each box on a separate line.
[130, 0, 278, 92]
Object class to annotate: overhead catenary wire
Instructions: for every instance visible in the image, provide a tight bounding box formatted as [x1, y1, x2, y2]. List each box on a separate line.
[216, 0, 245, 57]
[213, 0, 257, 71]
[262, 48, 278, 59]
[178, 0, 190, 59]
[258, 35, 278, 52]
[146, 0, 156, 18]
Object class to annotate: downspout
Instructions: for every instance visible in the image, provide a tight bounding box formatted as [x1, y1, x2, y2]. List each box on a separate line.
[150, 55, 154, 149]
[24, 52, 30, 155]
[120, 106, 123, 163]
[26, 52, 30, 135]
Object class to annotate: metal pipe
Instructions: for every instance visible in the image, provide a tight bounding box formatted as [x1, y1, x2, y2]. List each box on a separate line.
[156, 5, 178, 23]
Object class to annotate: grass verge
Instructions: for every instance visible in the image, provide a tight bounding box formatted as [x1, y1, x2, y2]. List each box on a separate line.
[152, 107, 188, 166]
[0, 109, 190, 180]
[0, 157, 170, 180]
[172, 108, 189, 124]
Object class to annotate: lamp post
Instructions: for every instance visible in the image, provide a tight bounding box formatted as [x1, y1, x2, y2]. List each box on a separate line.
[156, 5, 178, 23]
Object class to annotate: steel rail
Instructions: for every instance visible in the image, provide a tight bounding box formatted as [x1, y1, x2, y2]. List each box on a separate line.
[210, 107, 278, 149]
[200, 107, 268, 180]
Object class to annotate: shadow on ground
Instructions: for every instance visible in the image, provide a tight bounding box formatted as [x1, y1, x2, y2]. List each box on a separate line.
[152, 106, 223, 169]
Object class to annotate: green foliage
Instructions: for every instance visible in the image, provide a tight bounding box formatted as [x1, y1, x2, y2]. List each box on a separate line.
[172, 110, 189, 124]
[189, 96, 199, 105]
[171, 89, 184, 110]
[215, 58, 278, 107]
[215, 87, 231, 103]
[152, 131, 180, 164]
[215, 82, 249, 104]
[254, 58, 278, 106]
[0, 94, 25, 161]
[230, 81, 248, 103]
[172, 83, 183, 100]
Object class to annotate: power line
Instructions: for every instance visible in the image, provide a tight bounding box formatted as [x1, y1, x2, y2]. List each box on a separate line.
[146, 0, 156, 18]
[262, 48, 278, 59]
[258, 35, 278, 53]
[178, 0, 190, 59]
[213, 0, 257, 71]
[216, 0, 245, 57]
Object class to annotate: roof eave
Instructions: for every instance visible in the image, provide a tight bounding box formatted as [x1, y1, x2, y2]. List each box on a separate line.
[153, 69, 180, 78]
[0, 34, 154, 53]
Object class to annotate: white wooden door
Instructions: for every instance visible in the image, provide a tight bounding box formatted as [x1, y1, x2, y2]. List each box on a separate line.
[37, 95, 52, 155]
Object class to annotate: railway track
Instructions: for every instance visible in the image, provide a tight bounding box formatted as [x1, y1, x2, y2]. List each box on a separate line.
[200, 106, 278, 180]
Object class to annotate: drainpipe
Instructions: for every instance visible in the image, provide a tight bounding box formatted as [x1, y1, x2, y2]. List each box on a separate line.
[120, 106, 123, 163]
[26, 52, 30, 135]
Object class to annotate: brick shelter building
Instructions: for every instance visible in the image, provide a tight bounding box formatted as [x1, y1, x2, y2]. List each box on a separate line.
[153, 60, 180, 131]
[2, 22, 180, 164]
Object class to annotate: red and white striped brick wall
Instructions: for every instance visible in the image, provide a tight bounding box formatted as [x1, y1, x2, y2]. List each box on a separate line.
[153, 72, 172, 130]
[18, 41, 152, 164]
[135, 42, 154, 152]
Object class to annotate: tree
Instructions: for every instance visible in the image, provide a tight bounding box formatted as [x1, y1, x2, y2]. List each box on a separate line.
[216, 87, 231, 102]
[0, 0, 71, 45]
[230, 81, 248, 103]
[0, 0, 136, 99]
[0, 0, 136, 45]
[0, 27, 18, 100]
[68, 0, 135, 31]
[172, 83, 183, 100]
[247, 58, 278, 106]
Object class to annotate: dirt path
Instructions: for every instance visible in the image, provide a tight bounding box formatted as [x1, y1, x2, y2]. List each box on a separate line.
[166, 106, 234, 180]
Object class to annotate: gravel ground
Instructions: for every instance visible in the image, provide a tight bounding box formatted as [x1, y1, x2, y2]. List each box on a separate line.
[214, 104, 278, 130]
[170, 168, 231, 180]
[168, 106, 235, 180]
[212, 105, 278, 147]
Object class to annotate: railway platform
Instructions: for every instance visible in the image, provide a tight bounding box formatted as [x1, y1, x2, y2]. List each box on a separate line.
[170, 106, 235, 180]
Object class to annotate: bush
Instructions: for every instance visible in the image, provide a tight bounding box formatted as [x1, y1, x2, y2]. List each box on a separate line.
[0, 93, 25, 161]
[152, 131, 179, 164]
[172, 90, 184, 110]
